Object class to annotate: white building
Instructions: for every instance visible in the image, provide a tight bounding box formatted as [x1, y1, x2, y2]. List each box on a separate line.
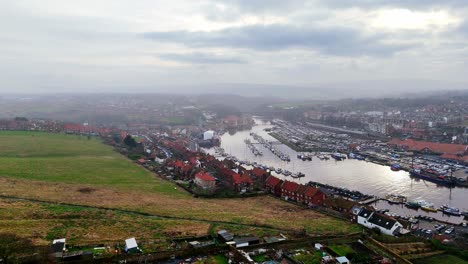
[203, 130, 215, 140]
[356, 208, 403, 236]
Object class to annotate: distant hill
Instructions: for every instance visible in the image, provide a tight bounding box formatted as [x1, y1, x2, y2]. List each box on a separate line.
[161, 79, 468, 100]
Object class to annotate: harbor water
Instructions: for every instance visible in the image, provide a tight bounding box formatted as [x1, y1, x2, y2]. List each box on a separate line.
[208, 120, 468, 224]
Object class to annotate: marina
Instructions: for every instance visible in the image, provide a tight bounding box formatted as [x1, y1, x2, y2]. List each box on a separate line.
[206, 119, 468, 224]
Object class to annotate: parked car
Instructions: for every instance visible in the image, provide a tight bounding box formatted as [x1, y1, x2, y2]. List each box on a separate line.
[444, 227, 455, 234]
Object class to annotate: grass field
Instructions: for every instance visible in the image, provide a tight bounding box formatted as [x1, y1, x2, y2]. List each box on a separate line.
[413, 254, 468, 264]
[0, 131, 361, 245]
[0, 131, 183, 195]
[329, 244, 355, 256]
[0, 198, 211, 247]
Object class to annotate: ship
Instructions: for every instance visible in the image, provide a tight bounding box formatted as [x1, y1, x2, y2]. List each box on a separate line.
[410, 169, 456, 187]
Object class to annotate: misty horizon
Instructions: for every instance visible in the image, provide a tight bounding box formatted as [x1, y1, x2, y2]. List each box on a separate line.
[1, 1, 468, 97]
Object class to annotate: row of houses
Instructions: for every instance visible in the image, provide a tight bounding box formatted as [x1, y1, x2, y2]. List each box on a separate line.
[161, 138, 404, 236]
[265, 176, 325, 206]
[265, 175, 406, 236]
[163, 139, 270, 194]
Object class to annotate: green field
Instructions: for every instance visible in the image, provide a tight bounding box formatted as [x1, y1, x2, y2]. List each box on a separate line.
[0, 131, 184, 196]
[329, 244, 355, 256]
[0, 131, 361, 245]
[413, 254, 468, 264]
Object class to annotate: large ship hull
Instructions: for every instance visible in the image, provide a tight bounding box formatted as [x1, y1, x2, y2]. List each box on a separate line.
[409, 170, 456, 187]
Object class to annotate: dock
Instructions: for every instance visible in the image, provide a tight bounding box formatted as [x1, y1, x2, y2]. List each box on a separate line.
[359, 196, 381, 205]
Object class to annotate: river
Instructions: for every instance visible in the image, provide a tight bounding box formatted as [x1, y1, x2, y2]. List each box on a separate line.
[207, 119, 468, 224]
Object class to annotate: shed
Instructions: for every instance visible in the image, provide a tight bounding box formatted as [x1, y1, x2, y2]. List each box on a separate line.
[314, 243, 324, 250]
[217, 230, 234, 242]
[234, 236, 260, 248]
[125, 238, 139, 253]
[51, 238, 66, 258]
[336, 256, 350, 264]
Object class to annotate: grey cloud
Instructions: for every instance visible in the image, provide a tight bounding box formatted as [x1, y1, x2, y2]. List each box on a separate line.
[457, 21, 468, 37]
[143, 24, 414, 57]
[220, 0, 306, 12]
[321, 0, 468, 10]
[202, 0, 306, 22]
[158, 52, 247, 64]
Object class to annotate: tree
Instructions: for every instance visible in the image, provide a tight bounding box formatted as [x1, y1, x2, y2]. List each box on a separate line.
[0, 233, 34, 264]
[123, 135, 137, 148]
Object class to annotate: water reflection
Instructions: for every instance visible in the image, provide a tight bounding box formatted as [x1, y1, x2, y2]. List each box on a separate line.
[208, 119, 468, 219]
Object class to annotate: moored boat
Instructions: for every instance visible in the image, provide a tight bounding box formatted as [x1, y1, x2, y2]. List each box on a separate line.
[331, 153, 344, 161]
[441, 205, 462, 216]
[410, 169, 456, 187]
[390, 164, 401, 171]
[405, 200, 422, 209]
[385, 194, 407, 204]
[420, 202, 437, 212]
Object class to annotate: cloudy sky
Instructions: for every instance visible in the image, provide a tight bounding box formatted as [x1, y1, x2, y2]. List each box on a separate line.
[1, 0, 467, 95]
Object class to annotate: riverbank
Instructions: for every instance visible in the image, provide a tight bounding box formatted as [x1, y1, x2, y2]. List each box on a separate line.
[215, 121, 468, 213]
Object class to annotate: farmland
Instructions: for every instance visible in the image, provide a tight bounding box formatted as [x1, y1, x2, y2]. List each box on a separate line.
[0, 131, 182, 195]
[0, 131, 360, 245]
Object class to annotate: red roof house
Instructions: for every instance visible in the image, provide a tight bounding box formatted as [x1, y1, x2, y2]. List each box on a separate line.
[303, 186, 325, 206]
[265, 176, 283, 196]
[232, 173, 253, 192]
[224, 115, 240, 128]
[250, 167, 269, 187]
[281, 181, 300, 200]
[194, 171, 216, 190]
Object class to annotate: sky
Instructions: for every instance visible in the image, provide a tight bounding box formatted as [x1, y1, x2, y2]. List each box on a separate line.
[1, 0, 467, 95]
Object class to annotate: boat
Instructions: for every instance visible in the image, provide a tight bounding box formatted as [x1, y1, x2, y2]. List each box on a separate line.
[385, 194, 407, 204]
[410, 169, 456, 187]
[390, 164, 401, 171]
[275, 168, 282, 174]
[297, 172, 305, 178]
[356, 155, 365, 160]
[441, 205, 462, 216]
[291, 173, 299, 178]
[283, 170, 291, 176]
[318, 155, 325, 160]
[420, 202, 437, 213]
[405, 200, 423, 209]
[348, 153, 356, 159]
[268, 166, 275, 171]
[443, 208, 461, 216]
[331, 153, 344, 161]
